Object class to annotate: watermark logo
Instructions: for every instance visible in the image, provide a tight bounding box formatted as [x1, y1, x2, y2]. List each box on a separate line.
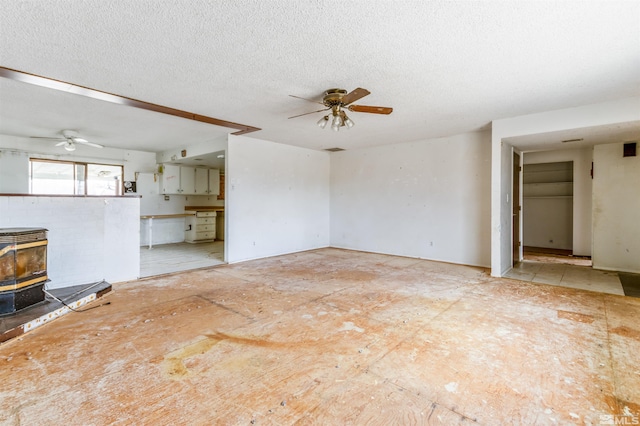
[600, 413, 640, 425]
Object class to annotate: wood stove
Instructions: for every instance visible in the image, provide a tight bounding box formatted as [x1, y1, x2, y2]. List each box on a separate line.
[0, 228, 49, 316]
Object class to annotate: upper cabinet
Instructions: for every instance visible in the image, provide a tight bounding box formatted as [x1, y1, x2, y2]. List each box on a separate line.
[195, 168, 209, 194]
[161, 165, 220, 195]
[160, 164, 181, 194]
[180, 166, 196, 194]
[208, 169, 220, 196]
[161, 164, 195, 194]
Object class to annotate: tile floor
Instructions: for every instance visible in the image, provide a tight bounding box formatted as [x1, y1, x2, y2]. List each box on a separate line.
[505, 260, 625, 296]
[1, 248, 638, 424]
[140, 241, 225, 277]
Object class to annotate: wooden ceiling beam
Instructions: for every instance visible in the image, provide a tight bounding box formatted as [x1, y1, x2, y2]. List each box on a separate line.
[0, 66, 261, 136]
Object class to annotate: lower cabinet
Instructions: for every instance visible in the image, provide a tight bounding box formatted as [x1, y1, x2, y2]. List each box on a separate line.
[185, 211, 217, 243]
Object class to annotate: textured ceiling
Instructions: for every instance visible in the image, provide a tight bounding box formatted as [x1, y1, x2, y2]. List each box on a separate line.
[1, 0, 639, 154]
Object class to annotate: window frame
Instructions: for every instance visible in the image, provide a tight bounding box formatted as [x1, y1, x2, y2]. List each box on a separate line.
[29, 158, 124, 196]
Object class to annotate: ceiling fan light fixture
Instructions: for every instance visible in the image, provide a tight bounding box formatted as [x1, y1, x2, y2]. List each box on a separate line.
[331, 114, 342, 132]
[343, 114, 355, 129]
[63, 141, 76, 152]
[317, 116, 329, 129]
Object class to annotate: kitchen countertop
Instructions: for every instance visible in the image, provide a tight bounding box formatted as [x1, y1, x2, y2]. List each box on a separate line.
[184, 206, 225, 212]
[140, 213, 195, 219]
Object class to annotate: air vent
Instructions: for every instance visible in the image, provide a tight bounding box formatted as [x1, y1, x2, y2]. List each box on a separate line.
[623, 142, 637, 157]
[324, 147, 345, 152]
[561, 138, 584, 143]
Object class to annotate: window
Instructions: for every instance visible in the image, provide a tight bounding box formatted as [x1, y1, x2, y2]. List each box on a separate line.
[86, 164, 124, 195]
[30, 159, 124, 196]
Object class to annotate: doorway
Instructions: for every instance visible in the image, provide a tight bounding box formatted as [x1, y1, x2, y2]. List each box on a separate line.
[138, 160, 227, 278]
[521, 161, 574, 257]
[512, 152, 520, 266]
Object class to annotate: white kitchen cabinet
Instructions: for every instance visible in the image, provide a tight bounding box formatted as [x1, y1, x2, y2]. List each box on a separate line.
[161, 165, 197, 194]
[194, 168, 220, 195]
[180, 166, 196, 195]
[194, 168, 209, 194]
[185, 210, 217, 243]
[208, 169, 220, 195]
[160, 164, 181, 194]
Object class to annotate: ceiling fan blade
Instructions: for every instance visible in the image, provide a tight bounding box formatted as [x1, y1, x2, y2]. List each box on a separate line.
[71, 137, 89, 143]
[288, 107, 330, 119]
[341, 88, 370, 106]
[289, 94, 324, 105]
[76, 140, 104, 148]
[348, 105, 393, 115]
[30, 136, 65, 141]
[54, 141, 67, 147]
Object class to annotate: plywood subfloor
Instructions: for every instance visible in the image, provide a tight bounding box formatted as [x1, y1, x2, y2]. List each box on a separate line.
[1, 248, 639, 424]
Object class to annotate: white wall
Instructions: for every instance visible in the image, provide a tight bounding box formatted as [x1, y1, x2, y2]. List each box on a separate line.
[489, 138, 515, 275]
[0, 137, 146, 288]
[0, 149, 29, 193]
[592, 143, 640, 273]
[331, 131, 491, 267]
[524, 148, 593, 255]
[492, 96, 640, 276]
[226, 135, 330, 263]
[523, 197, 573, 249]
[0, 195, 140, 288]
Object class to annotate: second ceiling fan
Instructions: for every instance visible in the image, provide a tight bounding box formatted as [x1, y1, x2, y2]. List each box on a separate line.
[289, 88, 392, 131]
[31, 129, 104, 151]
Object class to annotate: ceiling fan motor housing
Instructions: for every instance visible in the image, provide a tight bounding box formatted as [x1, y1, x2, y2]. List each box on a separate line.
[62, 129, 80, 139]
[323, 89, 348, 108]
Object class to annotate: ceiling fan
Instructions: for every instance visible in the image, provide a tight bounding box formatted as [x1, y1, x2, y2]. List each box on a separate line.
[289, 88, 392, 132]
[30, 129, 103, 151]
